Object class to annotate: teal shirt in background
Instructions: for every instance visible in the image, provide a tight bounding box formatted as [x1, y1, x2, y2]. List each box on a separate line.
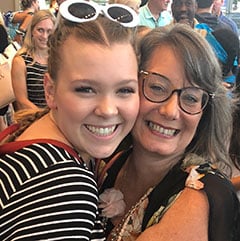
[139, 4, 172, 28]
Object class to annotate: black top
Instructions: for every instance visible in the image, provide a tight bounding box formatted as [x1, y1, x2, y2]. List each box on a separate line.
[195, 13, 232, 31]
[0, 24, 8, 53]
[99, 149, 240, 241]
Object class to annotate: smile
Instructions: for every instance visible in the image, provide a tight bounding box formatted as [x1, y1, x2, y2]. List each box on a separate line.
[85, 124, 117, 136]
[147, 121, 178, 137]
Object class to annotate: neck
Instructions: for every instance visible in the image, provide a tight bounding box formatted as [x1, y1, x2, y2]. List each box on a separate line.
[25, 7, 35, 13]
[49, 112, 92, 166]
[113, 145, 183, 217]
[35, 49, 48, 58]
[197, 6, 213, 14]
[130, 145, 183, 186]
[34, 50, 48, 64]
[148, 2, 162, 18]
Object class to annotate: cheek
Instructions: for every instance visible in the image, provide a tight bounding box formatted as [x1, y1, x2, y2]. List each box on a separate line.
[184, 115, 202, 137]
[138, 94, 151, 116]
[125, 98, 140, 123]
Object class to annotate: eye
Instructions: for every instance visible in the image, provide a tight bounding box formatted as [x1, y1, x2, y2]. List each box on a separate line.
[148, 82, 167, 95]
[37, 28, 44, 34]
[117, 87, 136, 96]
[182, 94, 199, 104]
[181, 89, 202, 105]
[186, 1, 193, 6]
[75, 86, 95, 94]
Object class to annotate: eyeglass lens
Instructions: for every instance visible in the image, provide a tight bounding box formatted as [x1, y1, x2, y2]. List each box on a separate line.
[68, 2, 133, 23]
[69, 3, 96, 19]
[107, 7, 133, 23]
[143, 73, 209, 114]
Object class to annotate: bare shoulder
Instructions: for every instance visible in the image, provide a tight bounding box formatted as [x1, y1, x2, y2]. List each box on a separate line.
[12, 55, 25, 66]
[12, 55, 26, 73]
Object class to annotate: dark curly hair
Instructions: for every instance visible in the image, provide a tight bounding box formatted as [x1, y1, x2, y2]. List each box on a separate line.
[21, 0, 37, 10]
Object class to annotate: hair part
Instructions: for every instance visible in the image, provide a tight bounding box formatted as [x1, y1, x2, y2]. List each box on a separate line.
[48, 16, 137, 80]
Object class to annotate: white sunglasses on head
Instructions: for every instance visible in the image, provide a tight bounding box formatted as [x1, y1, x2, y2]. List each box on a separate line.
[59, 0, 139, 27]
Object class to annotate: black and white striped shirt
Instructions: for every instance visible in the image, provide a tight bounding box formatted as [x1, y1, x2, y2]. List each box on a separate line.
[0, 140, 105, 240]
[21, 53, 47, 108]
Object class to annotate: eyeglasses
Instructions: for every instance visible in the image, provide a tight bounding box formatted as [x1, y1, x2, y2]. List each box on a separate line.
[59, 0, 139, 27]
[140, 70, 215, 115]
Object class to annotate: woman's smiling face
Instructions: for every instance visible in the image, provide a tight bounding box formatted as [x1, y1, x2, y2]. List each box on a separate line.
[132, 45, 202, 157]
[45, 36, 139, 158]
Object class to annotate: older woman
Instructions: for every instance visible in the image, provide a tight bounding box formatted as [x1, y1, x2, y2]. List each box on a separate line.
[98, 24, 240, 241]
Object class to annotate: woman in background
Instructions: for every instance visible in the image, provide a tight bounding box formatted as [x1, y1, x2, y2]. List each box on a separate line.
[11, 10, 55, 111]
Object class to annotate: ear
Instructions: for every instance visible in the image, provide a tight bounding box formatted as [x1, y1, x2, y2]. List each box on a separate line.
[44, 73, 57, 109]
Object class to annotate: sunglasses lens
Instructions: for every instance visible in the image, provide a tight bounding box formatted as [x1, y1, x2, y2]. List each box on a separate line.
[107, 7, 133, 23]
[69, 3, 96, 19]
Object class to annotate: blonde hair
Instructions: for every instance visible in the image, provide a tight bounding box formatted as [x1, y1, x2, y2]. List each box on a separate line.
[18, 10, 56, 56]
[0, 11, 5, 27]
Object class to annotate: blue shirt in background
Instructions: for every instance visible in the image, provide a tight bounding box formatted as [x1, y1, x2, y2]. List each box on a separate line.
[139, 4, 172, 28]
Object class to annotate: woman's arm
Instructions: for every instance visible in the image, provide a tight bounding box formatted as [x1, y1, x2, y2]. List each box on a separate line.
[136, 188, 209, 241]
[12, 11, 29, 23]
[11, 55, 39, 110]
[13, 14, 33, 45]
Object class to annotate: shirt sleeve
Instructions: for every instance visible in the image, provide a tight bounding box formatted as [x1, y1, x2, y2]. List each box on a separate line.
[0, 160, 103, 240]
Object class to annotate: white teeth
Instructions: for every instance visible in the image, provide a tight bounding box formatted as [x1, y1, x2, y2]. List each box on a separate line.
[148, 122, 176, 136]
[86, 125, 116, 136]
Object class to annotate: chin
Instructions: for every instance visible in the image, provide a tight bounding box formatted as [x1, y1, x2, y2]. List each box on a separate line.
[90, 147, 116, 159]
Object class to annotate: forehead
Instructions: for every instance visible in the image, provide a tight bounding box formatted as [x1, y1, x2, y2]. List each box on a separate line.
[34, 18, 54, 28]
[58, 36, 138, 78]
[172, 0, 196, 5]
[146, 45, 190, 86]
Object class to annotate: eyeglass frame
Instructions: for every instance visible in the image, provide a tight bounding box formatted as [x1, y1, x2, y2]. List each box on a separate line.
[140, 70, 215, 115]
[58, 0, 139, 27]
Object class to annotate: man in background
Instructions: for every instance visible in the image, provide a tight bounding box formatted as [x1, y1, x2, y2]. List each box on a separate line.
[139, 0, 172, 28]
[195, 0, 231, 30]
[171, 0, 198, 28]
[212, 0, 239, 35]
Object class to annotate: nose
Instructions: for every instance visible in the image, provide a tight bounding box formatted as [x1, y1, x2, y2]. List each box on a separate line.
[94, 96, 118, 117]
[157, 93, 180, 120]
[180, 3, 188, 11]
[42, 30, 51, 39]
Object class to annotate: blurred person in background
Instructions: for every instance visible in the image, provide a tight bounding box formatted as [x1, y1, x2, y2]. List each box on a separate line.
[0, 17, 9, 131]
[109, 0, 141, 12]
[138, 0, 172, 28]
[4, 0, 40, 44]
[11, 10, 55, 111]
[212, 0, 239, 35]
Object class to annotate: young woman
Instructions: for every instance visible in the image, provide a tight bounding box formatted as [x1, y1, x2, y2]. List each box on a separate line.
[11, 10, 55, 110]
[0, 1, 139, 240]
